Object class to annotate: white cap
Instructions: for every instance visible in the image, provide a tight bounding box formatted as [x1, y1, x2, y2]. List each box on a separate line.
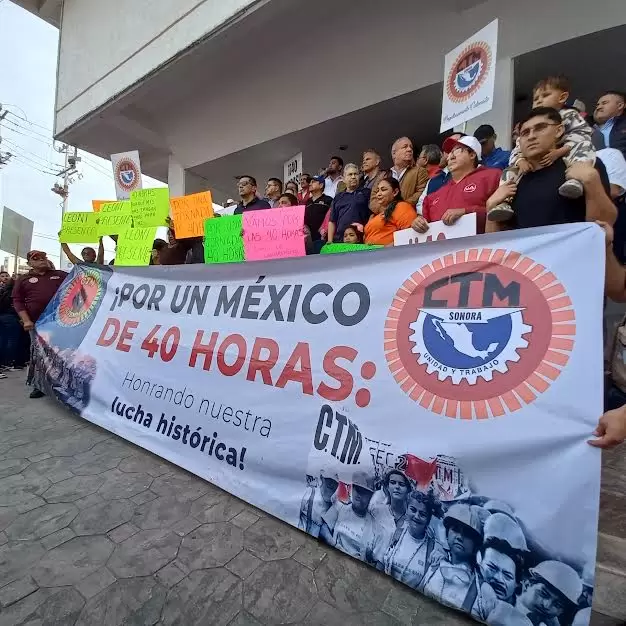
[530, 560, 582, 605]
[442, 135, 483, 161]
[483, 513, 528, 551]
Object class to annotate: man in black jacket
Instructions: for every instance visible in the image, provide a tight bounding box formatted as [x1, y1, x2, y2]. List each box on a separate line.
[594, 91, 626, 157]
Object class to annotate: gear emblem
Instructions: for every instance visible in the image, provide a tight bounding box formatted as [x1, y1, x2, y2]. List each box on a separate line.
[384, 247, 575, 419]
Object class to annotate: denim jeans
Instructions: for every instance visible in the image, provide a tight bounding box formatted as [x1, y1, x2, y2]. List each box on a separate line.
[0, 314, 22, 367]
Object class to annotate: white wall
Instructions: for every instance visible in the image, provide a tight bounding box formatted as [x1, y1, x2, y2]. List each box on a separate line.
[157, 0, 626, 169]
[55, 0, 264, 133]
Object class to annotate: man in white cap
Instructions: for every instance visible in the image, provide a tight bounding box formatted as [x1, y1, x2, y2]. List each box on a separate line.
[298, 468, 339, 538]
[471, 513, 528, 621]
[412, 135, 500, 235]
[422, 503, 484, 611]
[319, 469, 377, 560]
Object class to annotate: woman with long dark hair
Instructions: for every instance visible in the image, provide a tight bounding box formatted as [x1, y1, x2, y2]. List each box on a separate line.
[364, 177, 417, 245]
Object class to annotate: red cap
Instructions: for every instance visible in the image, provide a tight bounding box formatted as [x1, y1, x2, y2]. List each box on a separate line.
[26, 250, 47, 261]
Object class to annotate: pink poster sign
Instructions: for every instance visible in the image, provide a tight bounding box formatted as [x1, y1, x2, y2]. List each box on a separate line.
[243, 206, 306, 261]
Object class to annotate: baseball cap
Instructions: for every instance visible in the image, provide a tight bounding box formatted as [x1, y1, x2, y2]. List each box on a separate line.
[473, 124, 496, 143]
[311, 175, 325, 185]
[27, 250, 47, 261]
[442, 135, 483, 161]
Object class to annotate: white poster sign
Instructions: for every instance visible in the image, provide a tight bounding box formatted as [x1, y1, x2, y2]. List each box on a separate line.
[111, 150, 143, 200]
[0, 206, 34, 259]
[284, 152, 303, 185]
[440, 19, 498, 132]
[394, 213, 477, 246]
[34, 223, 602, 626]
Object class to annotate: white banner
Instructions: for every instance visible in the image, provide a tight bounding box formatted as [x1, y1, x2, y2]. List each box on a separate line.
[394, 213, 477, 246]
[440, 19, 498, 132]
[34, 223, 602, 626]
[284, 152, 303, 185]
[111, 150, 143, 199]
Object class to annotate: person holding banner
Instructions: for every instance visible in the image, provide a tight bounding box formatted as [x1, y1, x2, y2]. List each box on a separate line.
[12, 251, 67, 399]
[413, 136, 500, 235]
[364, 177, 417, 245]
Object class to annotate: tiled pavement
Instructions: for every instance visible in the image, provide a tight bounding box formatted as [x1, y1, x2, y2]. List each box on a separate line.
[0, 369, 624, 625]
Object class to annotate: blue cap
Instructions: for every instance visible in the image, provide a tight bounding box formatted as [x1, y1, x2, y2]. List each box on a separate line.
[312, 175, 325, 184]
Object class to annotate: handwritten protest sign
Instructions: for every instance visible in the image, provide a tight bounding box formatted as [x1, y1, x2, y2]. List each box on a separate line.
[98, 213, 134, 236]
[393, 213, 477, 246]
[243, 206, 305, 261]
[100, 200, 131, 215]
[114, 226, 157, 266]
[130, 188, 170, 228]
[59, 212, 100, 243]
[204, 215, 244, 264]
[92, 200, 114, 212]
[320, 243, 383, 254]
[170, 191, 214, 239]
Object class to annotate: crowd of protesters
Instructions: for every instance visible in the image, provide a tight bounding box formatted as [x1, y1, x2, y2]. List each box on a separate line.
[2, 79, 626, 452]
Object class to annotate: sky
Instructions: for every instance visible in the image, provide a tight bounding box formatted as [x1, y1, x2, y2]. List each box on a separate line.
[0, 1, 164, 267]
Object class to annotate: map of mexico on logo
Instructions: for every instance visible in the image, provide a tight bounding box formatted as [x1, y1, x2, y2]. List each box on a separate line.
[384, 248, 575, 419]
[446, 40, 492, 104]
[115, 157, 141, 193]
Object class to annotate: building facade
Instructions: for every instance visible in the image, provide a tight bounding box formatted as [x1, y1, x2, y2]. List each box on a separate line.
[12, 0, 626, 202]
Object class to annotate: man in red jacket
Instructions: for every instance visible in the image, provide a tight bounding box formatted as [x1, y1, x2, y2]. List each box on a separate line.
[12, 250, 67, 398]
[412, 136, 500, 234]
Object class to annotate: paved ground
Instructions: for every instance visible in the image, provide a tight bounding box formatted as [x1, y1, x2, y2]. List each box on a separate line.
[0, 370, 624, 625]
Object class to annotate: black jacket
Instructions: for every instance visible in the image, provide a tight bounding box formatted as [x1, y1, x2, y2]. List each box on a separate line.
[0, 283, 17, 316]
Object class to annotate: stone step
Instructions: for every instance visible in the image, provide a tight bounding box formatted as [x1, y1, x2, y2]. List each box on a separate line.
[594, 533, 626, 621]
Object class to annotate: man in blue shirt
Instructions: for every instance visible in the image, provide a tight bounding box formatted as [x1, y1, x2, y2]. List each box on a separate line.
[327, 164, 371, 243]
[594, 91, 626, 158]
[473, 125, 510, 170]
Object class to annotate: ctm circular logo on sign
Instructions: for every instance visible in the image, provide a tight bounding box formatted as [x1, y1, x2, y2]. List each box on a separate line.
[446, 41, 491, 103]
[384, 248, 575, 419]
[115, 157, 141, 193]
[57, 268, 104, 328]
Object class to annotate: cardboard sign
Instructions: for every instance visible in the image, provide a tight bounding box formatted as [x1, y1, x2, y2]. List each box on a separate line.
[204, 215, 244, 264]
[440, 19, 498, 132]
[100, 201, 131, 215]
[393, 213, 477, 246]
[59, 212, 100, 243]
[0, 206, 34, 259]
[170, 191, 214, 239]
[92, 200, 115, 212]
[243, 206, 305, 261]
[320, 243, 383, 254]
[130, 188, 170, 228]
[98, 213, 134, 237]
[115, 227, 157, 266]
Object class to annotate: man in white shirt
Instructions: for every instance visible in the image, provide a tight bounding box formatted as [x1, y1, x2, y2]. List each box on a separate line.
[324, 156, 344, 198]
[298, 470, 338, 538]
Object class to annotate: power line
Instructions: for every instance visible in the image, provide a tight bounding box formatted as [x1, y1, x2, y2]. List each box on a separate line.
[3, 119, 54, 147]
[5, 112, 53, 141]
[2, 138, 61, 169]
[10, 154, 58, 176]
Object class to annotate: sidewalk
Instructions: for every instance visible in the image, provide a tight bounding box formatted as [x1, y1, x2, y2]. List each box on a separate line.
[0, 369, 623, 625]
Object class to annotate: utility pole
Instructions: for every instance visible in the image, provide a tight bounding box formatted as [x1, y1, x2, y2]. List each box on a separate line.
[0, 108, 13, 167]
[52, 144, 81, 270]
